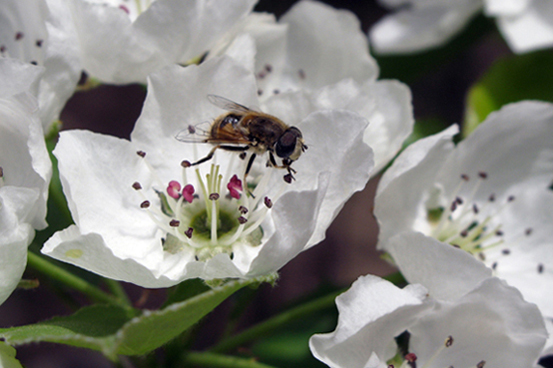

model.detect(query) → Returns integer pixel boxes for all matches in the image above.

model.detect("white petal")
[410,277,547,366]
[496,0,553,53]
[135,0,257,65]
[310,275,431,368]
[312,78,413,174]
[385,232,492,301]
[484,0,532,16]
[0,188,35,304]
[369,0,481,54]
[51,130,161,261]
[42,225,181,287]
[247,172,330,276]
[0,81,51,230]
[278,0,378,90]
[0,59,42,98]
[375,125,458,245]
[71,0,255,83]
[292,109,373,248]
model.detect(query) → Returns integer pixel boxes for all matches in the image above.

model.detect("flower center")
[132,151,277,262]
[387,333,485,368]
[424,172,532,261]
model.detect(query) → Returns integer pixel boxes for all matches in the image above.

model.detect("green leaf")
[0,341,24,368]
[0,275,276,360]
[464,50,553,136]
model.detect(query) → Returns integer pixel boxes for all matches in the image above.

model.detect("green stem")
[210,272,406,353]
[104,279,133,307]
[210,289,342,354]
[181,352,278,368]
[27,252,131,309]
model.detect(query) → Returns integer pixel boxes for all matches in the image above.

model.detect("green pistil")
[191,209,239,242]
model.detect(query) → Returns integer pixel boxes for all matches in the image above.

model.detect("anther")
[15,32,24,40]
[473,204,479,214]
[460,229,468,237]
[478,252,486,261]
[185,227,193,239]
[169,219,180,227]
[478,172,488,179]
[476,361,486,368]
[283,173,293,183]
[187,125,196,134]
[182,184,195,203]
[30,61,38,65]
[119,4,130,13]
[495,230,504,236]
[140,200,150,208]
[239,205,248,214]
[181,160,191,168]
[298,69,306,79]
[273,89,280,95]
[0,46,5,53]
[209,193,220,201]
[0,166,3,177]
[132,182,142,190]
[450,201,457,212]
[488,194,495,202]
[492,262,498,270]
[405,352,417,363]
[35,40,43,47]
[136,150,146,158]
[501,249,510,255]
[461,174,470,181]
[445,335,454,347]
[507,195,515,202]
[264,197,273,208]
[257,89,263,96]
[455,197,463,205]
[525,228,533,236]
[238,216,248,224]
[265,64,272,72]
[538,264,544,274]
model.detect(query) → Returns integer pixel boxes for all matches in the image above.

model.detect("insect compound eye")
[220,114,241,128]
[276,127,302,159]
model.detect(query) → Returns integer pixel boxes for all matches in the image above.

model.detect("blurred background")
[0,0,519,366]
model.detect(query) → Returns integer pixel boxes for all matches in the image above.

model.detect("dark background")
[0,0,519,367]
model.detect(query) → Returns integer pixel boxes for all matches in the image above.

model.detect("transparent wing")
[175,121,212,143]
[207,94,252,113]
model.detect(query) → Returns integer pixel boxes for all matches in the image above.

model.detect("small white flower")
[375,101,553,319]
[310,274,547,368]
[370,0,553,54]
[0,58,52,304]
[218,0,414,174]
[0,0,81,133]
[42,56,373,287]
[65,0,256,84]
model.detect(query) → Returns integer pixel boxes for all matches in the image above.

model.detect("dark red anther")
[136,150,146,158]
[140,200,150,208]
[238,216,248,224]
[169,219,180,227]
[264,197,273,208]
[132,182,142,190]
[185,227,193,238]
[181,160,191,168]
[209,193,220,201]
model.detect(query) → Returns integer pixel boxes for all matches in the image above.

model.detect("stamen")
[185,227,193,239]
[167,180,181,199]
[182,184,194,203]
[169,219,180,227]
[140,200,150,208]
[136,150,146,158]
[132,182,142,190]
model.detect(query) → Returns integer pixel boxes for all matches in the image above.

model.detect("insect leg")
[191,145,249,166]
[244,153,257,198]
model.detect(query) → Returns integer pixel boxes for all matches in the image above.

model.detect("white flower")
[0,0,81,133]
[0,58,52,304]
[41,56,374,287]
[375,101,553,319]
[64,0,256,84]
[310,274,547,368]
[370,0,553,54]
[218,0,414,174]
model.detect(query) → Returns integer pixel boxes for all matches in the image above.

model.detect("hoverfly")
[178,95,307,183]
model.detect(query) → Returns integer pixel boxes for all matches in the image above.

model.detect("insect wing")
[175,121,212,143]
[207,94,252,113]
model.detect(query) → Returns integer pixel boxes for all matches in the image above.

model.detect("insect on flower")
[177,95,307,184]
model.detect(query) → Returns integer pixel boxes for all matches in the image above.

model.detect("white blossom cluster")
[0,0,552,367]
